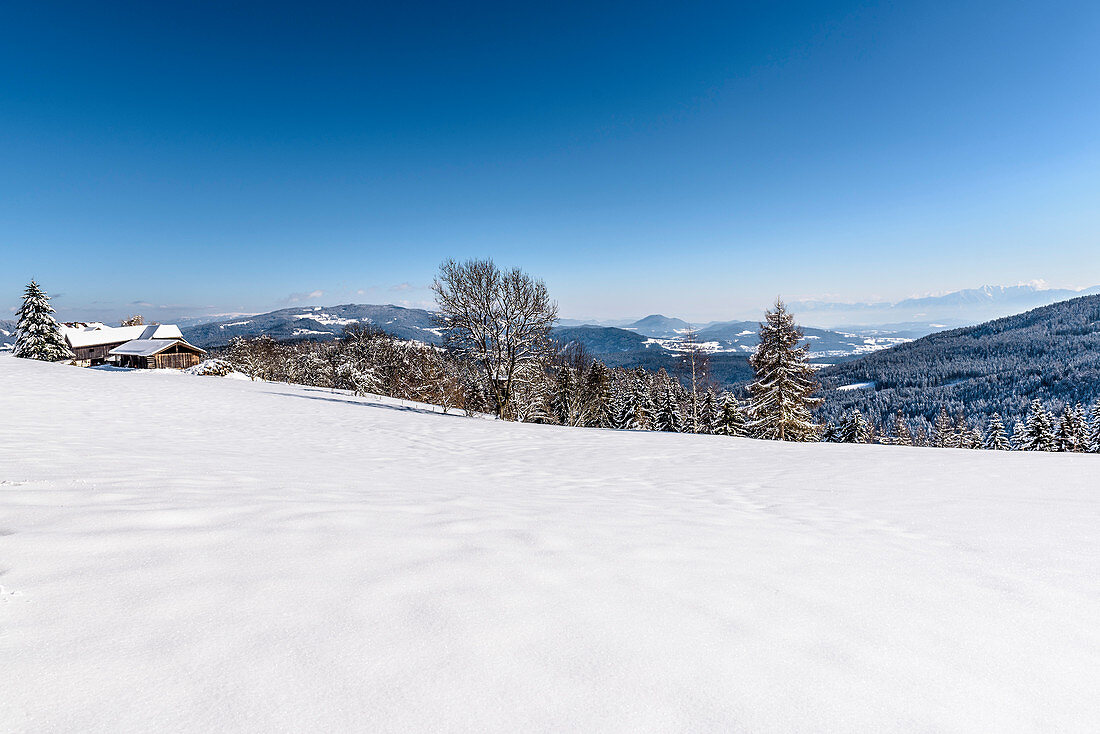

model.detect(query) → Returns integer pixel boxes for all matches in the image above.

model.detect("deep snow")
[1,354,1097,732]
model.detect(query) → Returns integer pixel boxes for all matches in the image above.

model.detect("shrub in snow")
[186,359,236,377]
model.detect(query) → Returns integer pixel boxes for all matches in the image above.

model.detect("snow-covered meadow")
[1,353,1097,732]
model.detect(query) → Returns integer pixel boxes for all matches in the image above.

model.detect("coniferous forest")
[817,294,1100,433]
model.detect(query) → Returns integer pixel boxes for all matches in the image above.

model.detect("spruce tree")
[1018,399,1056,451]
[954,416,980,449]
[1089,401,1100,453]
[747,299,821,441]
[1011,420,1027,450]
[698,390,718,434]
[983,413,1011,450]
[609,387,636,430]
[1055,404,1087,452]
[632,380,654,430]
[713,394,748,437]
[654,384,683,433]
[931,409,954,448]
[553,367,580,426]
[582,361,612,428]
[891,411,913,446]
[13,280,73,362]
[840,410,869,443]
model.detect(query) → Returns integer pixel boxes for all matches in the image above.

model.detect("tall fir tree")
[1018,399,1056,451]
[609,389,635,430]
[1089,401,1100,454]
[931,409,954,448]
[553,367,581,426]
[983,413,1011,450]
[747,299,821,441]
[582,361,612,428]
[839,410,870,443]
[697,390,718,434]
[1055,404,1087,452]
[955,416,980,449]
[653,384,683,433]
[14,280,73,362]
[1011,420,1028,450]
[713,394,748,437]
[891,411,913,446]
[633,380,655,430]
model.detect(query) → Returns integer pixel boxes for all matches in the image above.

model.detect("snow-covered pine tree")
[967,426,983,449]
[821,422,841,442]
[633,380,655,430]
[653,384,683,433]
[1011,420,1027,450]
[1018,399,1056,451]
[582,361,612,428]
[954,416,980,449]
[891,411,913,446]
[608,389,633,430]
[1089,401,1100,453]
[931,409,954,448]
[983,413,1011,450]
[13,280,73,362]
[1055,404,1087,452]
[553,367,581,426]
[747,299,821,441]
[839,410,869,443]
[713,393,748,437]
[697,390,718,434]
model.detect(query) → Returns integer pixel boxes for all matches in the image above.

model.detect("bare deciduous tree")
[432,258,557,419]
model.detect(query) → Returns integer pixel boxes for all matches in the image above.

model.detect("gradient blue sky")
[3,0,1099,323]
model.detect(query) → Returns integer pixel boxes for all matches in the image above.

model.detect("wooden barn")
[62,323,187,366]
[110,339,206,369]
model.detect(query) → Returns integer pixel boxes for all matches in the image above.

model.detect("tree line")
[823,400,1100,452]
[10,269,1100,453]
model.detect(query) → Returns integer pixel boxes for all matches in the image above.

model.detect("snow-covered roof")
[109,338,205,357]
[62,324,184,348]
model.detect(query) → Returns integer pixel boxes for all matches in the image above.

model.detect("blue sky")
[3,0,1099,323]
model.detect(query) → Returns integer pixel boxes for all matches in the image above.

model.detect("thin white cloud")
[279,290,325,305]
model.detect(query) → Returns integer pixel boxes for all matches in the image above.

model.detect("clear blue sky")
[3,0,1099,323]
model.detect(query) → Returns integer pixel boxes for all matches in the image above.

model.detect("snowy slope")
[1,354,1098,733]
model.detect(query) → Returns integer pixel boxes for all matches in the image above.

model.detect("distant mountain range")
[181,305,445,348]
[792,284,1100,331]
[180,304,908,387]
[0,319,15,349]
[816,294,1100,427]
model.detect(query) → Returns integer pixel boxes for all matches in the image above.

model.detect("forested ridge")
[817,294,1100,427]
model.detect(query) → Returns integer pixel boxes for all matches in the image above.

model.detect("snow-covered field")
[1,353,1098,732]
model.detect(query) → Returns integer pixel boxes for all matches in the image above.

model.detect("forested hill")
[817,294,1100,427]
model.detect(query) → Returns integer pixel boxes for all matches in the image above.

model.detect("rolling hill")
[181,304,445,348]
[817,294,1100,427]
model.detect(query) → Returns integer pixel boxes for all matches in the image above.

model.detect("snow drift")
[0,354,1097,732]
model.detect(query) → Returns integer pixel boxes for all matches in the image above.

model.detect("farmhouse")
[61,323,205,369]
